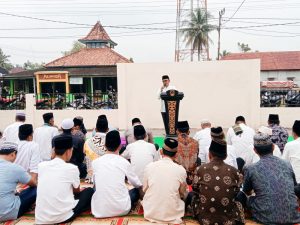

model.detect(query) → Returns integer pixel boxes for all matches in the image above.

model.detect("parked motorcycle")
[285,90,300,107]
[260,91,282,107]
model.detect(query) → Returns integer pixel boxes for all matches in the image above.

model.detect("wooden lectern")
[160,90,184,137]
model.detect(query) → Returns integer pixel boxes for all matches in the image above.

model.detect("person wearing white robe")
[2,112,26,144]
[157,75,176,133]
[193,119,212,164]
[14,124,41,180]
[33,113,59,161]
[226,116,255,167]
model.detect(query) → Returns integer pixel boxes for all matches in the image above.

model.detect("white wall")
[261,71,300,86]
[117,60,261,130]
[260,107,300,128]
[2,60,299,132]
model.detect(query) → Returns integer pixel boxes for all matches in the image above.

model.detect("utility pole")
[217,8,225,60]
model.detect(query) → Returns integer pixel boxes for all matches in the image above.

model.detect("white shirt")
[226,123,255,167]
[252,144,282,164]
[33,125,59,161]
[35,158,80,224]
[91,154,142,218]
[283,138,300,182]
[193,127,212,163]
[142,157,186,224]
[3,122,24,143]
[14,140,41,173]
[157,85,176,112]
[205,145,238,169]
[122,140,159,182]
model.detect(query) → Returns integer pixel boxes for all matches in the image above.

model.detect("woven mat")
[0,182,262,225]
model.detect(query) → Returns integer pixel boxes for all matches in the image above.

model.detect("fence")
[35,92,118,110]
[0,93,26,110]
[261,89,300,107]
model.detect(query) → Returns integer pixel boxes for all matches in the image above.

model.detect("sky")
[0,0,300,65]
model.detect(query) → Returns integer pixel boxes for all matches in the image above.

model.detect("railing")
[261,89,300,107]
[35,92,118,110]
[0,93,26,110]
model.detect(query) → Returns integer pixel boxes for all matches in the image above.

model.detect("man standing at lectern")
[157,75,176,134]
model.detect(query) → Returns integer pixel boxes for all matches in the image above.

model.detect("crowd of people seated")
[0,112,300,225]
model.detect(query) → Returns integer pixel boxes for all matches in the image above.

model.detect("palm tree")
[181,8,216,61]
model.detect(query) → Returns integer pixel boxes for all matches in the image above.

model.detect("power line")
[228,29,300,37]
[223,21,300,29]
[223,0,247,25]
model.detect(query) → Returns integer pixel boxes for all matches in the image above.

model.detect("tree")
[0,48,13,71]
[62,41,85,56]
[181,8,216,61]
[238,42,251,53]
[219,50,231,58]
[23,60,45,70]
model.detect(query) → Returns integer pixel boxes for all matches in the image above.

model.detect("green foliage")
[238,42,251,52]
[181,8,216,61]
[23,60,45,70]
[62,41,85,56]
[0,48,13,70]
[220,50,231,58]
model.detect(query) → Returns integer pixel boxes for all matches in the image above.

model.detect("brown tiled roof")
[80,21,111,42]
[222,51,300,71]
[9,67,25,74]
[46,48,131,67]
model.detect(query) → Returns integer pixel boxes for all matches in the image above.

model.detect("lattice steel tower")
[175,0,208,62]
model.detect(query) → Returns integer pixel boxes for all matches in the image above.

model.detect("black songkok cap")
[177,121,189,129]
[235,116,245,123]
[54,135,73,150]
[105,130,121,150]
[209,139,227,158]
[163,138,178,153]
[211,127,224,139]
[293,120,300,134]
[134,125,146,137]
[162,75,169,80]
[19,124,33,137]
[96,118,108,132]
[98,115,107,121]
[132,118,141,125]
[268,114,279,121]
[43,113,54,122]
[73,117,83,127]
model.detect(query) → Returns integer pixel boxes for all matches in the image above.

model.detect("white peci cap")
[258,126,273,136]
[61,118,74,130]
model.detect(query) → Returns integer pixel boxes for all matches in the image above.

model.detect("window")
[268,77,275,81]
[287,77,295,81]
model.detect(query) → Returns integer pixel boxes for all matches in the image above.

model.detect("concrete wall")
[261,71,300,86]
[2,60,299,132]
[0,94,119,130]
[117,60,261,130]
[260,107,300,128]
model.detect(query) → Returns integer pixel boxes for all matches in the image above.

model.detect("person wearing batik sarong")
[240,133,300,224]
[175,120,199,184]
[84,117,108,180]
[190,138,245,225]
[268,114,288,153]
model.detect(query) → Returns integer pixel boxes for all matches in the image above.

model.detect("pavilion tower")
[79,21,117,49]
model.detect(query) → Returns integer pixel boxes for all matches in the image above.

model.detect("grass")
[154,136,295,148]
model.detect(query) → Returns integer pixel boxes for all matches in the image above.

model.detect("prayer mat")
[2,183,265,225]
[0,215,263,225]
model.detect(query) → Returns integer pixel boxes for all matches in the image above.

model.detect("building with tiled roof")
[7,21,131,95]
[222,51,300,87]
